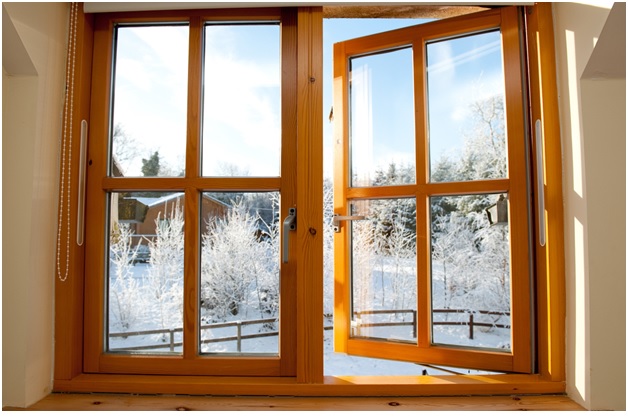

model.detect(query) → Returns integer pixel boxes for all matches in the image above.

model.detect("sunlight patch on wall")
[565,30,584,199]
[573,216,588,402]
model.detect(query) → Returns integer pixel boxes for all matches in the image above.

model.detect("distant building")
[117,192,230,245]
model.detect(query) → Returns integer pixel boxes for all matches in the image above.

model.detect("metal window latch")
[282,208,296,263]
[332,214,366,233]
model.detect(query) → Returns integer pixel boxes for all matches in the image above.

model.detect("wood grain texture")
[5,393,584,411]
[525,3,566,382]
[54,3,93,381]
[52,372,566,397]
[295,6,325,383]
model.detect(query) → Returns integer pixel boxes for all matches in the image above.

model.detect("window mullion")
[182,16,203,359]
[295,6,324,383]
[413,37,430,350]
[186,16,203,180]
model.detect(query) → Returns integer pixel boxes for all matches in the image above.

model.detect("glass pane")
[427,31,508,182]
[350,198,417,343]
[107,191,185,353]
[202,24,281,177]
[200,192,280,355]
[111,25,189,177]
[430,194,511,351]
[350,48,416,187]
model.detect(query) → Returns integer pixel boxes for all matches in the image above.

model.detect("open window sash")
[332,7,533,373]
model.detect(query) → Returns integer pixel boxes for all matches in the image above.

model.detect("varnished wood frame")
[333,6,532,374]
[54,3,565,395]
[83,7,300,377]
[524,2,565,382]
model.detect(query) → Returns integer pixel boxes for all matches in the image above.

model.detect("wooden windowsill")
[51,373,565,397]
[4,393,584,411]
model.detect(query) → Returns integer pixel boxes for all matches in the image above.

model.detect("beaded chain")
[56,2,78,282]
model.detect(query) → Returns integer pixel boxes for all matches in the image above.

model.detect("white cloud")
[201,26,281,176]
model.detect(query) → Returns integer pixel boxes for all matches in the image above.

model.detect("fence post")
[236,321,242,352]
[469,313,474,340]
[413,310,417,338]
[169,329,175,351]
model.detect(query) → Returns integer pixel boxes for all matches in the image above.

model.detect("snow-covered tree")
[428,94,512,316]
[431,95,507,185]
[200,197,279,321]
[350,212,375,315]
[431,199,511,320]
[109,221,144,331]
[144,199,185,331]
[350,199,416,313]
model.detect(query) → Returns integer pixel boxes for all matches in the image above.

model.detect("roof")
[126,192,231,209]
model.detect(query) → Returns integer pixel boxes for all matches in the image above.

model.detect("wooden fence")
[109,309,510,352]
[109,318,279,352]
[353,309,510,340]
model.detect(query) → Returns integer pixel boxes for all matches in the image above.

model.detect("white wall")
[553,1,626,410]
[2,2,68,408]
[1,2,626,411]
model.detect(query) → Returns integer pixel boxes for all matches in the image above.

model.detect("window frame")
[54,4,565,395]
[332,6,533,374]
[83,7,302,377]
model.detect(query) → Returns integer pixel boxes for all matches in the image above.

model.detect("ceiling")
[83,2,495,18]
[323,5,489,18]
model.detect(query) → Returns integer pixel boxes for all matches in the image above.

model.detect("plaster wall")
[1,2,626,410]
[552,1,625,410]
[2,2,68,408]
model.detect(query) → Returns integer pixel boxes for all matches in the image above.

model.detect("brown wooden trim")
[332,38,350,355]
[185,17,202,180]
[83,11,115,373]
[346,339,515,373]
[525,2,566,381]
[295,6,324,383]
[97,354,282,376]
[82,7,300,377]
[499,5,533,374]
[183,16,202,360]
[183,186,200,360]
[54,3,93,381]
[53,373,565,397]
[339,8,502,57]
[332,6,533,374]
[101,177,283,191]
[279,7,299,377]
[345,179,512,200]
[8,393,584,411]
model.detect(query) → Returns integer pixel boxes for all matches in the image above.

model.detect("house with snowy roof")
[116,192,230,244]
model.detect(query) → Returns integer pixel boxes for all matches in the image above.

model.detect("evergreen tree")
[141,151,161,177]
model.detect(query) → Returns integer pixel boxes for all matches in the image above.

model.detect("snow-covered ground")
[109,261,504,376]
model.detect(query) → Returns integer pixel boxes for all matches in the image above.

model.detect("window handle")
[332,214,366,233]
[282,208,296,263]
[535,119,546,247]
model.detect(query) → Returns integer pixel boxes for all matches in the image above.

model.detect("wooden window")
[83,8,300,376]
[55,4,565,395]
[332,6,533,374]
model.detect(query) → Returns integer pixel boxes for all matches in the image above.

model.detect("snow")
[109,262,500,376]
[108,156,512,376]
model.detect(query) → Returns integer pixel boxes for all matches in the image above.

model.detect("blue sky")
[323,18,429,180]
[112,19,505,180]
